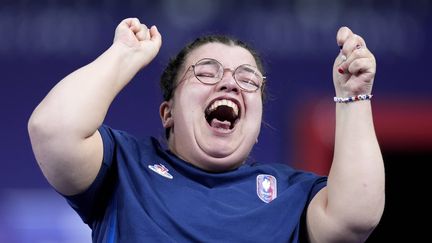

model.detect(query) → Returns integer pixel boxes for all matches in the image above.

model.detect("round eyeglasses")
[187,58,265,92]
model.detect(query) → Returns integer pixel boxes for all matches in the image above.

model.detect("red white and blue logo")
[256,174,277,203]
[148,163,173,179]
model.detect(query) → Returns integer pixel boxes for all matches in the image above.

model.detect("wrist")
[107,42,144,74]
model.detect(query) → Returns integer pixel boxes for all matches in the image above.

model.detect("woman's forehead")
[185,42,257,68]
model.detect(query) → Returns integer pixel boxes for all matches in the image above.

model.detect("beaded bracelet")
[333,94,373,103]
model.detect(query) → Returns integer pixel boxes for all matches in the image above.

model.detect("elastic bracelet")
[333,94,373,103]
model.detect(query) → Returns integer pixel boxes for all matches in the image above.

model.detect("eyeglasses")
[184,58,266,92]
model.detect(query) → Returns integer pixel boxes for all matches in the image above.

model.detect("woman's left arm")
[306,27,385,243]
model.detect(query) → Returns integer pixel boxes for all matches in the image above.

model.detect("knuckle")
[352,48,363,58]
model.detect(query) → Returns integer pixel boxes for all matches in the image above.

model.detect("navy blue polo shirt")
[65,125,327,242]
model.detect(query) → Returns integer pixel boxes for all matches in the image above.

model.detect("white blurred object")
[0,189,91,243]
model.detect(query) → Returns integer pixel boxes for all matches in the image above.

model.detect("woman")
[28,18,384,242]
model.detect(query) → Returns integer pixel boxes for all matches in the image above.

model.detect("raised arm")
[28,18,162,196]
[306,27,385,242]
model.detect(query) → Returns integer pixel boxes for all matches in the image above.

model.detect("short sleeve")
[300,174,327,242]
[308,176,327,204]
[64,124,117,225]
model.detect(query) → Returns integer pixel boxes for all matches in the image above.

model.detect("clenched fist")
[333,27,376,98]
[113,18,162,70]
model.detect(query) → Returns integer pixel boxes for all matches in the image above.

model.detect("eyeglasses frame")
[176,58,266,93]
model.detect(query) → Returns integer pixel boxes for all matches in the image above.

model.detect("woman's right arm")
[28,18,162,196]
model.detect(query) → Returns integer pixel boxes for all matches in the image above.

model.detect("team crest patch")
[256,174,277,203]
[148,163,173,179]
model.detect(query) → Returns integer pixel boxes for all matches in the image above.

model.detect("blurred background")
[1,0,431,242]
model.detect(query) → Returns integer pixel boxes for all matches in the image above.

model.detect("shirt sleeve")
[300,174,328,242]
[307,176,327,204]
[63,124,117,225]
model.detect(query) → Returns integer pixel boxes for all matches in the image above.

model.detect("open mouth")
[205,99,240,130]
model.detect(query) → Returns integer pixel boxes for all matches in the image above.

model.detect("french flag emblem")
[148,163,173,179]
[256,174,277,203]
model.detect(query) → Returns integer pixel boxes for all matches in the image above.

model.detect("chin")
[197,157,244,173]
[194,145,250,172]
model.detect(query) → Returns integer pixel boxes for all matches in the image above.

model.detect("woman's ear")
[159,101,174,128]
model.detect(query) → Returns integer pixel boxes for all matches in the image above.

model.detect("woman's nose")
[215,69,239,93]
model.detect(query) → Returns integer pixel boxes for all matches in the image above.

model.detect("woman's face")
[160,42,263,172]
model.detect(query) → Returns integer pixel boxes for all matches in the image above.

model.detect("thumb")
[149,25,162,49]
[336,26,353,48]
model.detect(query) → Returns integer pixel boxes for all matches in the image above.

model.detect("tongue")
[210,118,231,130]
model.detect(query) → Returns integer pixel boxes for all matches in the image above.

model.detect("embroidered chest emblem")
[256,174,277,203]
[148,163,173,179]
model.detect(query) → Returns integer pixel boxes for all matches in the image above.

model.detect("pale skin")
[160,42,263,172]
[28,18,384,243]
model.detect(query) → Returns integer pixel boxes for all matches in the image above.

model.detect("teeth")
[207,99,239,117]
